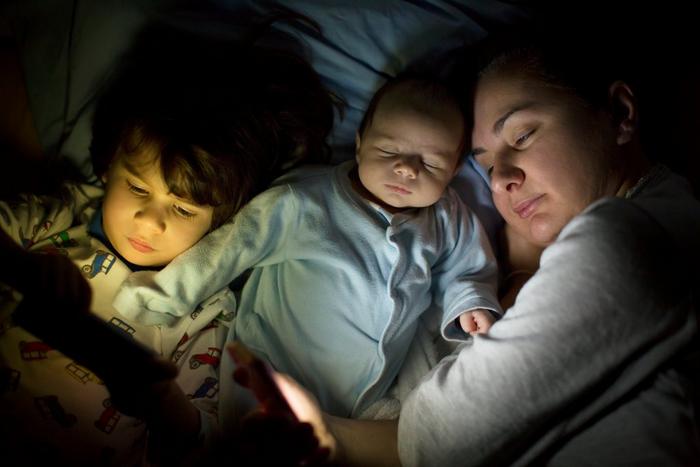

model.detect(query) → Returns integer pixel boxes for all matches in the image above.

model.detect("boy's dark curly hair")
[91,12,341,229]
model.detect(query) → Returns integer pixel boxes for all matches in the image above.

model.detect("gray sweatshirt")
[398,167,700,466]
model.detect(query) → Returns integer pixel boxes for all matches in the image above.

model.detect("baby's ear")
[355,131,362,163]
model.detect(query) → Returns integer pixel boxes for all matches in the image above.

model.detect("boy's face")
[101,146,214,267]
[355,89,464,212]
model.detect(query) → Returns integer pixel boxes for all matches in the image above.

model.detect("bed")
[1,0,698,430]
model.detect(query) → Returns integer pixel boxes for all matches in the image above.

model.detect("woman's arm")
[398,204,698,466]
[275,371,400,467]
[230,344,401,467]
[326,416,400,467]
[497,223,543,310]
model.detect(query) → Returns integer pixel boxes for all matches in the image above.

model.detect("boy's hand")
[1,235,92,314]
[458,308,496,336]
[102,356,179,418]
[21,251,92,314]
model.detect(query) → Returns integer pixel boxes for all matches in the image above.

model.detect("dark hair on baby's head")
[358,73,467,153]
[91,12,339,229]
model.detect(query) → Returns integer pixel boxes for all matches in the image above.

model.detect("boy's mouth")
[128,237,154,253]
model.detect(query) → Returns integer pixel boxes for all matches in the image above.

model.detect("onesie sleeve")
[112,185,300,326]
[431,190,501,341]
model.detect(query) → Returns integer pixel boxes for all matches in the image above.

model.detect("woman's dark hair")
[472,19,638,111]
[91,12,340,229]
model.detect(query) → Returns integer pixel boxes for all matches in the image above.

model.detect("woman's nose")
[135,203,167,234]
[490,159,525,194]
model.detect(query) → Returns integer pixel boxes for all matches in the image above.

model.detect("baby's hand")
[458,309,495,336]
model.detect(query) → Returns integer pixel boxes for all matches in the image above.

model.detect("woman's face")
[471,71,621,246]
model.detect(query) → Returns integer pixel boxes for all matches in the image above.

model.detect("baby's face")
[101,147,214,267]
[355,90,464,212]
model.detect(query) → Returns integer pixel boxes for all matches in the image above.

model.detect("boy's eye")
[378,149,397,157]
[423,161,440,170]
[127,181,149,196]
[174,205,196,219]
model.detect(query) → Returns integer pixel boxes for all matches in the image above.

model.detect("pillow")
[230,0,532,158]
[213,0,526,247]
[5,0,531,246]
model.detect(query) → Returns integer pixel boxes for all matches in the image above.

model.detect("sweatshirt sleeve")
[398,200,698,466]
[112,185,299,326]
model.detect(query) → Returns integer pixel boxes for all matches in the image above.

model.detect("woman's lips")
[513,194,544,219]
[385,184,412,195]
[128,237,154,253]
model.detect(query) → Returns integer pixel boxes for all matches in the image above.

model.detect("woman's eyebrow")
[493,103,535,136]
[471,102,538,155]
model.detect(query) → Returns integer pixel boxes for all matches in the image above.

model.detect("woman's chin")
[528,215,560,247]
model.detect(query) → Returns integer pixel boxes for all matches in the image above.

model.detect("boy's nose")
[135,204,167,234]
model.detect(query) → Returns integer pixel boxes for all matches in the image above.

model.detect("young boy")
[114,76,501,425]
[0,21,338,466]
[0,127,237,467]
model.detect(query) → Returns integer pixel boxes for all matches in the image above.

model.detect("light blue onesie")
[114,161,500,417]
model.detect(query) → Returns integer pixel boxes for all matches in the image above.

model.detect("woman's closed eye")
[514,129,535,147]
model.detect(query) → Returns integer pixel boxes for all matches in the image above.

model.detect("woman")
[237,23,700,467]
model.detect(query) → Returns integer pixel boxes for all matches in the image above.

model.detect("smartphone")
[227,341,298,421]
[13,300,171,385]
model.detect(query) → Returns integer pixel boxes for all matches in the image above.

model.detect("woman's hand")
[228,342,335,465]
[271,371,338,457]
[228,342,401,466]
